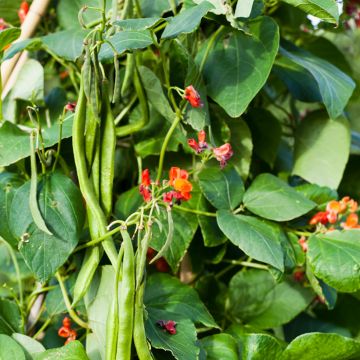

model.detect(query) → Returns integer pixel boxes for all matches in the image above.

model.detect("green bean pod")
[121,53,135,96]
[100,79,116,218]
[133,282,153,360]
[112,55,121,104]
[116,229,135,360]
[91,129,101,200]
[82,45,92,102]
[72,244,100,306]
[85,106,99,168]
[72,84,117,268]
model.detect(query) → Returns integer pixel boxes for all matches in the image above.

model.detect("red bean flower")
[139,169,152,202]
[0,18,7,30]
[188,130,208,153]
[157,320,177,335]
[18,1,29,23]
[65,102,76,112]
[213,143,233,168]
[58,317,77,344]
[184,85,203,108]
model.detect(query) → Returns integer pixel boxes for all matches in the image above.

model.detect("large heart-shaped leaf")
[145,273,218,360]
[0,334,25,360]
[280,46,355,119]
[243,173,316,221]
[292,111,350,189]
[203,16,279,117]
[198,165,244,210]
[0,299,23,335]
[246,280,314,329]
[139,0,181,17]
[9,173,85,282]
[282,333,360,360]
[307,230,360,292]
[280,0,339,24]
[11,334,45,358]
[162,1,214,39]
[217,211,284,271]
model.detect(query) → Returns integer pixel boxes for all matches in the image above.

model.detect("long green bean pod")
[116,229,135,360]
[72,84,117,267]
[100,80,116,218]
[133,282,153,360]
[85,106,99,168]
[121,53,135,96]
[105,243,124,360]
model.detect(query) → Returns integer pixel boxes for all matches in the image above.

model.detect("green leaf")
[247,280,314,328]
[245,108,282,167]
[33,341,89,360]
[11,59,44,102]
[228,269,276,321]
[0,116,73,167]
[282,333,360,360]
[84,266,112,359]
[12,333,45,358]
[139,0,181,17]
[57,0,112,29]
[280,46,355,119]
[292,111,350,189]
[145,273,218,360]
[198,165,244,210]
[113,17,163,30]
[307,230,360,292]
[241,333,284,359]
[139,66,175,122]
[151,205,198,271]
[145,273,218,328]
[306,264,337,310]
[273,58,322,103]
[0,28,21,52]
[197,195,226,247]
[146,309,199,360]
[217,211,284,271]
[162,1,214,39]
[295,183,337,206]
[0,173,24,246]
[0,298,23,335]
[243,174,316,221]
[42,29,88,61]
[99,30,153,61]
[203,16,279,117]
[280,0,339,24]
[3,39,42,61]
[9,173,85,282]
[200,333,239,360]
[0,334,26,360]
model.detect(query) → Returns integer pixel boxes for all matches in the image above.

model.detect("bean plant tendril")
[0,0,359,359]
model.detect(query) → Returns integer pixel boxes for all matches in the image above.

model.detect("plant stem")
[0,66,3,122]
[55,272,89,329]
[169,0,177,14]
[198,26,224,74]
[33,318,51,339]
[156,113,182,182]
[0,237,23,308]
[173,205,216,217]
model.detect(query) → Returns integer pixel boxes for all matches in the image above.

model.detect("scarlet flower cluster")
[58,317,77,344]
[184,85,203,108]
[309,196,359,230]
[65,102,76,112]
[188,130,233,168]
[139,167,193,204]
[157,320,177,335]
[18,1,29,24]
